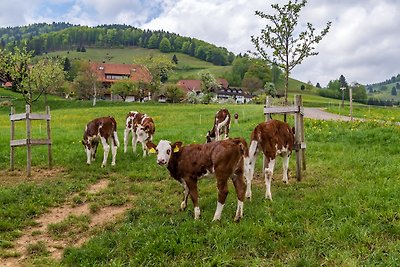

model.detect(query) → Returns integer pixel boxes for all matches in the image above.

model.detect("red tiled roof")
[217,78,229,89]
[177,80,202,93]
[90,63,152,84]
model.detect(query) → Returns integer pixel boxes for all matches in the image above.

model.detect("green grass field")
[0,89,400,266]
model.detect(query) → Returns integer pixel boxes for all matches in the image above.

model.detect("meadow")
[0,89,400,266]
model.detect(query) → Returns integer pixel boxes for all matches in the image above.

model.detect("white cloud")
[0,0,399,86]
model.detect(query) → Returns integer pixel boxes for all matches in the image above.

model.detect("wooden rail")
[10,105,52,176]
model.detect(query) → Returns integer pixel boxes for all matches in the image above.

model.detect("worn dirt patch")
[0,179,131,267]
[0,167,68,186]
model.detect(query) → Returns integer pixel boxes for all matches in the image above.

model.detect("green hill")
[44,47,231,83]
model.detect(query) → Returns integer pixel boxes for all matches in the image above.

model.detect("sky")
[0,0,399,87]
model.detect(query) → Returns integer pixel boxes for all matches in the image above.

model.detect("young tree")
[251,0,331,109]
[27,57,65,106]
[199,71,218,104]
[1,47,65,107]
[73,61,101,105]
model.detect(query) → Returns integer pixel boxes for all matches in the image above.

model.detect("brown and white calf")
[123,111,155,157]
[246,119,295,200]
[147,138,249,222]
[82,116,120,167]
[206,108,231,143]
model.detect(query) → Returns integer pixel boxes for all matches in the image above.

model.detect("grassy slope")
[1,89,400,265]
[45,47,232,83]
[369,82,400,101]
[44,47,311,90]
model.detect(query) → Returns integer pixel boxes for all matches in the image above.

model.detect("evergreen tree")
[391,86,397,96]
[172,54,178,64]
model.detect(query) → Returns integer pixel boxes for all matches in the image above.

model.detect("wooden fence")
[10,105,52,176]
[264,95,306,181]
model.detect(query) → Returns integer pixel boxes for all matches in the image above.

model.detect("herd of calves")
[82,108,295,222]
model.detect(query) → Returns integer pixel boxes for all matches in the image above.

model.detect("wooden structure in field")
[10,105,52,176]
[264,95,306,181]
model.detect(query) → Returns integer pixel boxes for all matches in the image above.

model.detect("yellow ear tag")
[149,147,156,154]
[173,146,180,153]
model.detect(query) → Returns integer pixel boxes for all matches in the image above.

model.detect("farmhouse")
[90,62,152,101]
[177,78,253,103]
[216,88,253,104]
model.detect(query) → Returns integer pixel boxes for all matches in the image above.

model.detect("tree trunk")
[92,84,97,106]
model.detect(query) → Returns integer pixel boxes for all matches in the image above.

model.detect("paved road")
[303,108,354,121]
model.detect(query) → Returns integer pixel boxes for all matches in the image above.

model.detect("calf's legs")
[264,158,276,200]
[231,172,246,222]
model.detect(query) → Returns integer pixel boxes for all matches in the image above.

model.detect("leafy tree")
[300,84,305,91]
[147,34,159,49]
[161,84,185,103]
[133,55,174,96]
[242,75,263,95]
[199,71,218,104]
[27,57,65,106]
[73,61,102,105]
[315,82,321,88]
[271,64,282,85]
[0,47,64,107]
[110,78,138,101]
[199,71,218,93]
[159,37,172,53]
[352,83,367,101]
[0,47,32,94]
[264,82,276,97]
[251,0,331,108]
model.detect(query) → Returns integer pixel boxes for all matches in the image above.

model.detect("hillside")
[1,23,314,95]
[0,23,234,66]
[366,74,400,101]
[44,47,231,83]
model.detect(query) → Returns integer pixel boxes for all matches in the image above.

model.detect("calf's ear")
[146,142,157,153]
[172,141,183,153]
[81,140,85,146]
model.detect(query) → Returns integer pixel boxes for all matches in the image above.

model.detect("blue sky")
[1,0,399,87]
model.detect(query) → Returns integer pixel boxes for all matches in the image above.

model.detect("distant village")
[89,62,254,104]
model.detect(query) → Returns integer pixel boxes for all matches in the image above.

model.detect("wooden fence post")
[26,105,32,177]
[46,106,52,169]
[263,94,307,181]
[294,95,303,181]
[10,105,52,176]
[10,107,15,171]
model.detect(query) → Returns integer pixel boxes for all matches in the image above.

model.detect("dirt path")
[303,107,355,121]
[0,179,131,267]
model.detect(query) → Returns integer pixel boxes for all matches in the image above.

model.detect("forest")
[0,22,235,66]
